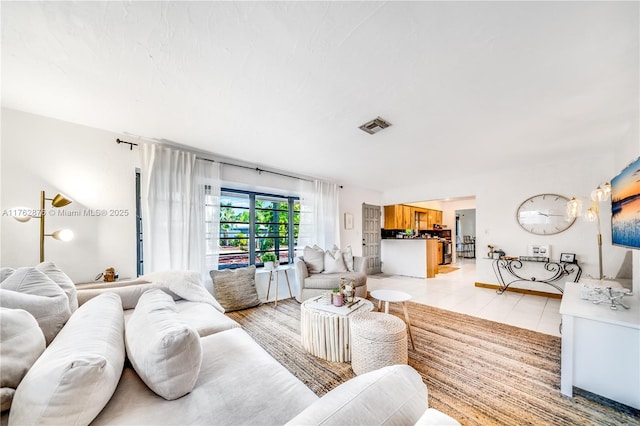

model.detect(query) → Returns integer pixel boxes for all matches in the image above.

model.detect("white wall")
[1,109,384,292]
[338,185,383,256]
[383,152,632,292]
[1,108,139,282]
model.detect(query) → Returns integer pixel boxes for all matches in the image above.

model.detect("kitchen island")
[381,238,439,278]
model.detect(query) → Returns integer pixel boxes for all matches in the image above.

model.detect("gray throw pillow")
[0,267,71,345]
[303,245,325,274]
[0,308,46,411]
[210,266,260,312]
[36,261,78,312]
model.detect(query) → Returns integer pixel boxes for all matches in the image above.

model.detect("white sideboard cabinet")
[559,282,639,409]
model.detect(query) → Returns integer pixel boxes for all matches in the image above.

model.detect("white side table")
[256,265,293,308]
[300,297,374,362]
[370,289,415,350]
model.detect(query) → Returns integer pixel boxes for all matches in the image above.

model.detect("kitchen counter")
[381,239,439,278]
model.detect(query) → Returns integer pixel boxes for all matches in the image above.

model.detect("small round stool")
[349,312,408,375]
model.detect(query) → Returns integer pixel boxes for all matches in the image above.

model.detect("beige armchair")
[294,256,368,303]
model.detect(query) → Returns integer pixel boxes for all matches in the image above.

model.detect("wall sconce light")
[566,182,611,280]
[40,191,73,262]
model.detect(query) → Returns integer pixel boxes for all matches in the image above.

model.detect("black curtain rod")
[115,138,331,185]
[197,156,314,183]
[116,138,138,150]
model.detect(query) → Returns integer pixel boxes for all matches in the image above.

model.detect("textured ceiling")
[2,1,638,192]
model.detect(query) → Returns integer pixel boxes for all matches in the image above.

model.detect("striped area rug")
[227,299,639,425]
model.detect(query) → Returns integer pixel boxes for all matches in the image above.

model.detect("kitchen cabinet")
[384,204,443,231]
[384,205,413,230]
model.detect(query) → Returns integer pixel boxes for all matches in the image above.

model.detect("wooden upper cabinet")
[384,205,443,230]
[384,204,414,229]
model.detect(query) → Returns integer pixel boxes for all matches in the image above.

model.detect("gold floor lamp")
[39,190,73,262]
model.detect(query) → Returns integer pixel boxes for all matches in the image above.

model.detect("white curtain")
[191,160,221,290]
[298,179,340,251]
[140,143,221,288]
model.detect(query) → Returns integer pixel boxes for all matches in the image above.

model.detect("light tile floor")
[367,259,563,337]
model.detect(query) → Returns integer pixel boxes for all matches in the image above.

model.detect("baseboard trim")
[474,282,562,299]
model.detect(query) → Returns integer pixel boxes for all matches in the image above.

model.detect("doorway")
[455,208,476,259]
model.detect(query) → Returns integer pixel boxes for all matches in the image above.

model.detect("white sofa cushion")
[285,364,428,425]
[0,308,46,411]
[8,292,125,426]
[91,328,318,426]
[36,261,78,312]
[303,245,325,273]
[0,267,71,345]
[0,268,14,283]
[125,289,202,400]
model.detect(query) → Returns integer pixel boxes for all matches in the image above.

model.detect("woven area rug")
[227,299,640,425]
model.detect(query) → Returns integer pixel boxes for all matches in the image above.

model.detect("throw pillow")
[125,289,203,401]
[333,245,355,272]
[36,261,79,312]
[210,266,260,312]
[324,249,348,273]
[8,292,125,426]
[0,267,71,345]
[141,270,225,313]
[303,245,325,273]
[0,308,46,411]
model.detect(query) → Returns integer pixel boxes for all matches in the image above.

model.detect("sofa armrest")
[284,365,428,426]
[294,258,309,289]
[353,256,368,273]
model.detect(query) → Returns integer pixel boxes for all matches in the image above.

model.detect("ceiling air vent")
[358,117,392,135]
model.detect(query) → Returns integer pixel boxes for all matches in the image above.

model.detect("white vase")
[264,261,274,270]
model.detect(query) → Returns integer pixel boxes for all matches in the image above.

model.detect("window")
[217,188,299,269]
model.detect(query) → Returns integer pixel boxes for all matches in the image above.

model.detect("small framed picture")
[527,244,550,257]
[560,253,576,263]
[344,212,354,230]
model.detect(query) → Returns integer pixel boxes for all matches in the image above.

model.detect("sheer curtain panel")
[140,143,221,287]
[298,179,340,251]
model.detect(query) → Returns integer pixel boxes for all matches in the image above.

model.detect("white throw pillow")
[0,308,46,411]
[125,289,203,400]
[9,292,125,426]
[324,249,348,273]
[0,267,71,345]
[303,245,325,274]
[36,261,78,312]
[142,270,225,313]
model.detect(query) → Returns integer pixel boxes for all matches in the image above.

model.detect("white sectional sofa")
[0,265,459,426]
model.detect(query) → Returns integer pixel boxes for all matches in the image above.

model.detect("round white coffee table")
[370,289,415,350]
[300,297,374,362]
